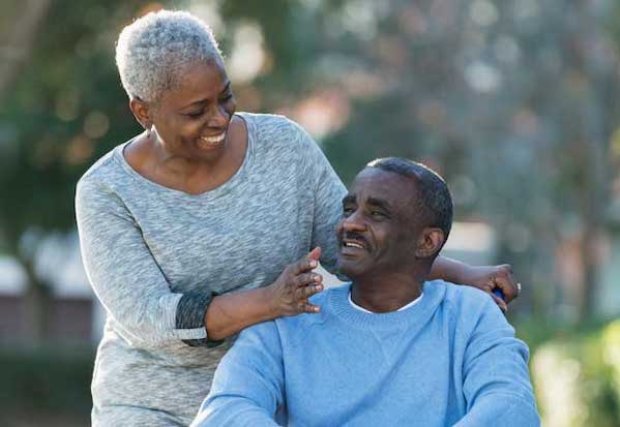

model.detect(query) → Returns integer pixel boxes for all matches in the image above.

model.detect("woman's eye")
[185,110,204,118]
[220,93,234,102]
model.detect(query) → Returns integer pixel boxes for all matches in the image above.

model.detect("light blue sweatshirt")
[193,281,540,426]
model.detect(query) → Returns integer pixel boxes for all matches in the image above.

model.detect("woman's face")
[149,60,237,161]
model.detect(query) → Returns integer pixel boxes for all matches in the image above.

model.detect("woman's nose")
[207,104,231,127]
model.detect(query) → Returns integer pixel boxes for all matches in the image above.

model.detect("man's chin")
[336,258,366,279]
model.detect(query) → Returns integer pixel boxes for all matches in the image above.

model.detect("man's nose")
[341,210,366,232]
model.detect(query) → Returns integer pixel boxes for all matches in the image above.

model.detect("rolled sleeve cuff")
[175,290,224,347]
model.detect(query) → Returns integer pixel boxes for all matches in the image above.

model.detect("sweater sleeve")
[455,299,540,426]
[191,321,284,426]
[293,122,347,275]
[75,177,218,347]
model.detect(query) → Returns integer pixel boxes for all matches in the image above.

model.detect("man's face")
[336,168,424,279]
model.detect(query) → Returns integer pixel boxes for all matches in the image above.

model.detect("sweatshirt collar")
[327,280,447,332]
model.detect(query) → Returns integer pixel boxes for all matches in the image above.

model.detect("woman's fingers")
[492,264,519,303]
[272,248,325,316]
[301,302,321,313]
[308,246,321,261]
[291,247,322,275]
[295,281,323,300]
[491,293,508,313]
[293,272,322,287]
[291,256,318,275]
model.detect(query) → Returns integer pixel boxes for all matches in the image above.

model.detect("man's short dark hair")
[366,157,453,241]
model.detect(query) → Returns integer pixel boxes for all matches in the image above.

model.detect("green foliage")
[221,0,300,77]
[0,0,149,249]
[0,347,94,424]
[0,0,619,335]
[530,319,620,426]
[0,0,617,422]
[516,315,616,353]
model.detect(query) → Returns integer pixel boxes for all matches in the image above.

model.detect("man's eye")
[371,211,386,218]
[342,207,354,217]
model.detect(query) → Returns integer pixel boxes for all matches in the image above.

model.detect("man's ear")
[415,227,445,258]
[129,98,152,130]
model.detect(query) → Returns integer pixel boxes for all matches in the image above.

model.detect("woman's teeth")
[201,133,226,145]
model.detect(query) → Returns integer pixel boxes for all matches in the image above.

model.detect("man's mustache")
[341,232,370,249]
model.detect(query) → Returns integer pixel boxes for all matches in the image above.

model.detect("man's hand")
[459,264,520,312]
[265,247,324,317]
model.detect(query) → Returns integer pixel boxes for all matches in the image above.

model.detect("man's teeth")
[201,133,226,144]
[344,242,364,249]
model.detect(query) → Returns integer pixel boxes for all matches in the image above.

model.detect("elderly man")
[192,158,540,426]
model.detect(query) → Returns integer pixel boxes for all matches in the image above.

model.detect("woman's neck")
[125,116,247,194]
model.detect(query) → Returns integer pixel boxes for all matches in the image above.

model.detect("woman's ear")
[129,98,151,130]
[415,227,446,259]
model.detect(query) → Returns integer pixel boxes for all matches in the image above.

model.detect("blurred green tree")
[237,0,620,322]
[0,0,150,342]
[1,0,619,347]
[0,0,325,344]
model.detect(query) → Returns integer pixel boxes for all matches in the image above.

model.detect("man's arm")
[455,298,540,426]
[191,322,284,427]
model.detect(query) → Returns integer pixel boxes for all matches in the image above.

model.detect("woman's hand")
[204,247,324,341]
[265,247,324,317]
[431,257,521,311]
[459,264,520,311]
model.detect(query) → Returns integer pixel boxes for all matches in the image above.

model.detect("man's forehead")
[349,168,418,203]
[353,168,414,189]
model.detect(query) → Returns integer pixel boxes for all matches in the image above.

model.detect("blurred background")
[1,0,619,425]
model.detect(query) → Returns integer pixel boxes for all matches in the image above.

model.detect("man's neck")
[350,272,425,313]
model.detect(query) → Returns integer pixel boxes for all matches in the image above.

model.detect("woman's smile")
[197,131,227,150]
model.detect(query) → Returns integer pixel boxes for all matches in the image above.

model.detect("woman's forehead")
[161,60,229,106]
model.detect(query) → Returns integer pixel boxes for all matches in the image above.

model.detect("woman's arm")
[76,177,323,347]
[429,256,518,310]
[76,178,199,346]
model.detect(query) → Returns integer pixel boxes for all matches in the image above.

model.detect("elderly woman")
[75,10,519,426]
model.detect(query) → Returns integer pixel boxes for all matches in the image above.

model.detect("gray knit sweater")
[75,113,346,426]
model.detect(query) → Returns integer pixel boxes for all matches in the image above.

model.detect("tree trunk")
[567,0,614,321]
[0,0,52,102]
[20,257,52,346]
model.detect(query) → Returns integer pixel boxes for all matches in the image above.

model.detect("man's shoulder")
[442,280,494,307]
[272,285,348,329]
[312,284,348,304]
[433,280,504,323]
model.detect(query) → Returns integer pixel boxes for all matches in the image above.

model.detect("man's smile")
[339,233,370,257]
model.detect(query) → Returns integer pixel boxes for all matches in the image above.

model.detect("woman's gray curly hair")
[115,10,224,102]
